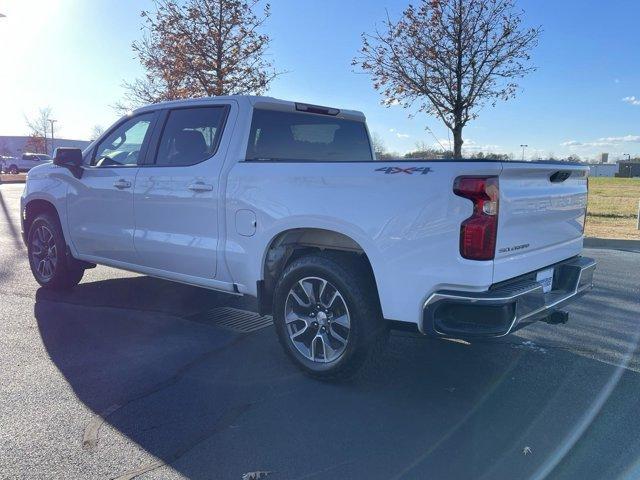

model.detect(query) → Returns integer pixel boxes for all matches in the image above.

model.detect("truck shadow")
[34,276,640,480]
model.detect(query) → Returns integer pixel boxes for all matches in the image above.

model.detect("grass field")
[586,177,640,240]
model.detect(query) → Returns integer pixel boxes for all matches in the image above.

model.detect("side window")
[92,113,154,167]
[155,107,227,167]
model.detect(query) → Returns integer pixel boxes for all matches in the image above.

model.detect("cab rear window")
[246,109,372,162]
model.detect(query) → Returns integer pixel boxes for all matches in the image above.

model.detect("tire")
[273,252,388,380]
[27,213,84,290]
[8,165,18,174]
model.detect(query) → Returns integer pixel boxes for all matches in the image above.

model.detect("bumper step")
[421,256,596,338]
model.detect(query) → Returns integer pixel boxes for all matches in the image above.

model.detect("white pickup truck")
[5,153,52,174]
[21,95,596,378]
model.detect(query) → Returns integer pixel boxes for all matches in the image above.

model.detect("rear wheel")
[8,165,18,174]
[27,213,84,289]
[273,253,387,380]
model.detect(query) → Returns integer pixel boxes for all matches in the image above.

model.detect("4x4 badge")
[375,166,433,175]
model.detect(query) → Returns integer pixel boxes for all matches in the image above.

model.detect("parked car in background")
[5,153,52,174]
[20,95,596,379]
[0,156,15,173]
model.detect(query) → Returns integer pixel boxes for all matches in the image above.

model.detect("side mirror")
[53,147,83,178]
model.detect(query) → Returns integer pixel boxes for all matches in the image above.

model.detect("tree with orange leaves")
[121,0,281,110]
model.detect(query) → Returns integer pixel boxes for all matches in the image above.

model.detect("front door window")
[92,114,154,167]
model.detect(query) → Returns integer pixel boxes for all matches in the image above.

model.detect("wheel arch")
[23,196,94,270]
[23,198,61,238]
[257,227,381,316]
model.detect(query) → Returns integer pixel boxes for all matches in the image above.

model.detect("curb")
[584,237,640,253]
[0,174,27,184]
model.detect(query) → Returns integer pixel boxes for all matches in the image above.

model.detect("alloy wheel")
[31,225,57,281]
[285,276,351,363]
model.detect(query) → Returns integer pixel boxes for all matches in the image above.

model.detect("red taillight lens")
[453,176,499,260]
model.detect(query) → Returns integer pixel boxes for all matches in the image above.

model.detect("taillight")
[453,176,499,260]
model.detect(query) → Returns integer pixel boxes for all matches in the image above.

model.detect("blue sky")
[1,0,638,160]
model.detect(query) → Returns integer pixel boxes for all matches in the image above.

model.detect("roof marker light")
[295,102,340,116]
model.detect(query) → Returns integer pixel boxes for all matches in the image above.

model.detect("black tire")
[8,165,18,174]
[27,213,84,290]
[273,252,388,380]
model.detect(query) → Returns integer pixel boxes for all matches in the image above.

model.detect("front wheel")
[27,213,84,289]
[8,165,19,174]
[273,253,388,380]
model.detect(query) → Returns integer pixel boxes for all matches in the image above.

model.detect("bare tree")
[371,132,387,159]
[25,107,54,154]
[90,125,105,141]
[121,0,281,110]
[354,0,540,159]
[480,151,510,160]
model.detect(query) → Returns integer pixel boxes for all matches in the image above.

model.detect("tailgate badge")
[498,243,530,254]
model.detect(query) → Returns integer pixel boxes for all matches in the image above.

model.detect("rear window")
[246,109,372,162]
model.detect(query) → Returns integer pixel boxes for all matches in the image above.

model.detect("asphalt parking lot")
[1,183,640,480]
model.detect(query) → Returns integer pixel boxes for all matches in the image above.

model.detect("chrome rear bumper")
[421,256,596,337]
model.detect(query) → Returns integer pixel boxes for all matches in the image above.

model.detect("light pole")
[48,119,57,157]
[520,144,528,161]
[623,153,631,161]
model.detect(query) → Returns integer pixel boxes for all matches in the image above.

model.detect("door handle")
[113,179,132,189]
[188,182,214,192]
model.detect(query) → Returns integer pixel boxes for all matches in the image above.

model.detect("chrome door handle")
[113,179,132,189]
[188,182,213,192]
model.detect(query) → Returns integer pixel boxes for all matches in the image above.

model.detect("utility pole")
[520,144,528,161]
[48,119,57,157]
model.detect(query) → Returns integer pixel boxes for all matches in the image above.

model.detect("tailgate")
[494,162,589,282]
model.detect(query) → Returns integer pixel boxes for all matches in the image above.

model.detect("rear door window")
[246,109,373,162]
[154,106,227,167]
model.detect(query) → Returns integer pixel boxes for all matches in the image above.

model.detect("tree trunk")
[453,126,463,159]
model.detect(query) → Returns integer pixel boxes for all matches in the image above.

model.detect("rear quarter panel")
[225,161,502,325]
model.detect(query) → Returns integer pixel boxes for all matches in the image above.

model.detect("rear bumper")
[421,256,596,337]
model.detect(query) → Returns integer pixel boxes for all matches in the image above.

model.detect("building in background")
[618,160,640,178]
[588,163,618,177]
[600,153,610,163]
[0,136,90,158]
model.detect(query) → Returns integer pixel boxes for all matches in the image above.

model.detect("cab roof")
[133,95,367,122]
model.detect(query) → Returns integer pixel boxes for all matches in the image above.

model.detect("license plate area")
[536,268,554,293]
